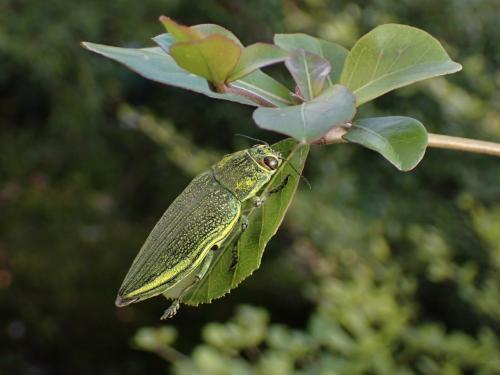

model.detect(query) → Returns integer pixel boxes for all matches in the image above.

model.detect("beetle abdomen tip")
[115,295,138,307]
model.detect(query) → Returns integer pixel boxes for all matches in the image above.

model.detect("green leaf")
[158,16,243,45]
[230,70,293,107]
[170,34,242,85]
[152,33,174,53]
[343,116,428,171]
[285,49,331,101]
[274,33,348,84]
[339,24,462,106]
[182,139,310,305]
[81,42,292,107]
[192,24,243,46]
[227,43,288,82]
[159,16,204,42]
[253,85,356,143]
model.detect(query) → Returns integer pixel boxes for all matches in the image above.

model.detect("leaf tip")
[452,61,463,73]
[158,15,171,24]
[80,41,99,53]
[158,15,177,33]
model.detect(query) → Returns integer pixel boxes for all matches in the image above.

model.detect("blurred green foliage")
[1,0,499,374]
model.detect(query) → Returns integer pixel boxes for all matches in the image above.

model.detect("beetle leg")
[194,250,215,281]
[253,174,291,207]
[161,299,180,320]
[230,217,249,270]
[160,251,215,320]
[230,244,239,270]
[269,174,291,195]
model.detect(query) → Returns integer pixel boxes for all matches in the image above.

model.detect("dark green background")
[1,0,499,373]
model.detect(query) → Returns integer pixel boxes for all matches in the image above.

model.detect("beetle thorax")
[212,149,275,201]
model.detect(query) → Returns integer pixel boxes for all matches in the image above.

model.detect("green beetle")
[115,144,287,319]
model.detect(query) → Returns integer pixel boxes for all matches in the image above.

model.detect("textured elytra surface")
[118,171,240,300]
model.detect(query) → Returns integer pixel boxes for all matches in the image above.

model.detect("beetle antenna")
[278,156,311,190]
[235,134,269,146]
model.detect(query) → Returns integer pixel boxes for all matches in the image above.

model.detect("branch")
[425,134,500,157]
[316,127,500,157]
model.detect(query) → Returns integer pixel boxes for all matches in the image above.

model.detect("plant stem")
[425,134,500,157]
[315,128,500,157]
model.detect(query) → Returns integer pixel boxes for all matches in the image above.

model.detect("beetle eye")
[263,156,278,170]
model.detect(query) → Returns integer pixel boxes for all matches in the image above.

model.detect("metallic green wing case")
[117,171,241,303]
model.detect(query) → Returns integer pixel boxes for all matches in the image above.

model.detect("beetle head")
[248,144,283,171]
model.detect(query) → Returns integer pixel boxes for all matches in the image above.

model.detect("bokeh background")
[1,0,500,373]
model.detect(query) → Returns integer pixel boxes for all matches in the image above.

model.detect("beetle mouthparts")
[115,295,139,307]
